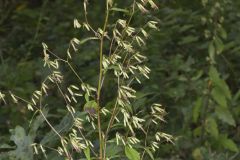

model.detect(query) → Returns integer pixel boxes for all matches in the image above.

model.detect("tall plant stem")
[97,1,109,159]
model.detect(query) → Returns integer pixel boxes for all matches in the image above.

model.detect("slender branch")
[83,1,98,36]
[66,62,84,83]
[39,81,71,159]
[103,76,120,159]
[39,110,62,139]
[46,48,84,84]
[141,124,150,160]
[97,1,109,159]
[77,128,98,157]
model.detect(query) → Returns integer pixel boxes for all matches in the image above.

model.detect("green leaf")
[191,70,203,81]
[208,42,215,63]
[216,107,236,126]
[193,126,202,137]
[211,87,227,108]
[192,148,203,160]
[29,108,48,139]
[219,27,227,39]
[144,147,154,160]
[209,66,220,84]
[179,24,194,33]
[233,89,240,102]
[125,104,133,114]
[83,147,91,160]
[220,136,238,152]
[179,36,198,45]
[209,66,231,100]
[84,100,98,115]
[84,93,89,102]
[10,126,33,160]
[205,117,219,139]
[41,113,74,145]
[214,36,224,54]
[192,98,202,123]
[106,143,122,158]
[0,144,15,149]
[125,146,140,160]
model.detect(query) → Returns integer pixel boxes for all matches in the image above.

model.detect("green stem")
[103,76,120,159]
[97,1,109,159]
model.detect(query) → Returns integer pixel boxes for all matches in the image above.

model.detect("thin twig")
[97,1,109,159]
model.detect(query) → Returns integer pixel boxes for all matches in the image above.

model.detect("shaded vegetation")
[0,0,239,159]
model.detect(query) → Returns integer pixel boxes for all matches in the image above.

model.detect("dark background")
[0,0,239,159]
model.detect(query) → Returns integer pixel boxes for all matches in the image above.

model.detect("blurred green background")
[0,0,239,159]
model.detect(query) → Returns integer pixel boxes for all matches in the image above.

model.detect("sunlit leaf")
[215,107,235,126]
[125,146,140,160]
[84,147,91,160]
[211,87,227,108]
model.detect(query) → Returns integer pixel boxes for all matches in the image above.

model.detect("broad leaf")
[214,36,224,54]
[125,146,140,160]
[220,136,238,152]
[209,66,231,100]
[216,107,235,126]
[205,117,219,139]
[211,88,227,108]
[106,143,122,158]
[29,108,48,139]
[10,126,33,160]
[208,42,215,63]
[192,148,203,160]
[41,113,74,145]
[84,100,98,115]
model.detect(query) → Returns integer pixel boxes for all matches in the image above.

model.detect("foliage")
[0,0,240,159]
[1,0,172,159]
[143,0,240,159]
